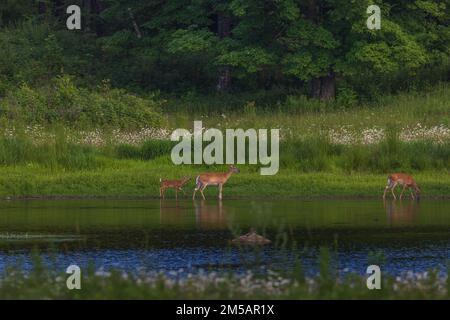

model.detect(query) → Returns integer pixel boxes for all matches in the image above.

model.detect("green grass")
[0,131,450,198]
[0,83,449,198]
[167,83,450,136]
[0,160,449,198]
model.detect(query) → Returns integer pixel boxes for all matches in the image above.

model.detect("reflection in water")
[159,199,186,226]
[0,199,449,277]
[193,200,227,229]
[158,199,230,230]
[384,200,419,225]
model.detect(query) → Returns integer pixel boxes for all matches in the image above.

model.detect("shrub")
[1,76,165,129]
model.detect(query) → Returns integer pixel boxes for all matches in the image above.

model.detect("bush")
[1,76,165,129]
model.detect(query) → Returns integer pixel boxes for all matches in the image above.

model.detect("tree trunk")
[307,0,317,22]
[310,73,336,101]
[128,7,142,38]
[306,0,335,101]
[216,11,231,92]
[311,78,322,98]
[38,1,47,15]
[319,73,336,101]
[91,0,105,35]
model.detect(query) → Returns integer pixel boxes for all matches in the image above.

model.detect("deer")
[383,173,421,200]
[193,165,240,200]
[159,176,190,200]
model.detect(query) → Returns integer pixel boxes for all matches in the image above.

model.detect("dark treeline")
[0,0,449,103]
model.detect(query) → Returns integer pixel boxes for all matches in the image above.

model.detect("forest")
[0,0,449,115]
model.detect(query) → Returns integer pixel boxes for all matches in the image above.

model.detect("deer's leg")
[179,187,186,195]
[383,186,389,199]
[383,177,391,199]
[200,184,208,200]
[193,185,200,200]
[193,179,202,200]
[218,184,223,200]
[175,189,178,200]
[410,188,415,200]
[161,188,165,199]
[400,185,407,200]
[391,182,398,200]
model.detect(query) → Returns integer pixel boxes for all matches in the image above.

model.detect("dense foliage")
[0,0,449,107]
[0,75,164,128]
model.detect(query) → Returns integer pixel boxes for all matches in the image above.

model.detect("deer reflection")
[193,200,228,229]
[384,199,420,225]
[159,199,187,226]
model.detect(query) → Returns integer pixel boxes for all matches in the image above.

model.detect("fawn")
[383,173,421,200]
[159,176,190,200]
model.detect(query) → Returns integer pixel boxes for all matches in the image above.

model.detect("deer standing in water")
[159,176,190,200]
[383,173,421,200]
[193,165,240,200]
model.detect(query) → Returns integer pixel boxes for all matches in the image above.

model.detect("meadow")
[0,84,449,198]
[0,84,448,198]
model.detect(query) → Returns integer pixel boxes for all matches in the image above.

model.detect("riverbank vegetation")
[1,251,448,299]
[0,84,450,198]
[1,137,450,198]
[0,2,449,198]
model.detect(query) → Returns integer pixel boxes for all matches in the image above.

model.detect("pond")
[0,199,449,277]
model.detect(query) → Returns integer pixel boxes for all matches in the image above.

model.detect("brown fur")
[383,173,420,200]
[193,165,240,200]
[160,176,190,199]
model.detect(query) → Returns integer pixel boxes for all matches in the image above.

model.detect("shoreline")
[2,194,450,201]
[0,164,449,200]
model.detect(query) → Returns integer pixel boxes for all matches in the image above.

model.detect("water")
[0,199,449,277]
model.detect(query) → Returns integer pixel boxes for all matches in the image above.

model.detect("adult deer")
[193,165,240,200]
[159,176,190,200]
[383,173,421,200]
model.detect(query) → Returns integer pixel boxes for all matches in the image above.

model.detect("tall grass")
[167,83,450,135]
[115,140,176,160]
[0,132,100,170]
[2,130,450,174]
[279,136,450,174]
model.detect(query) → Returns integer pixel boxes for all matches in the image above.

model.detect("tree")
[0,0,448,100]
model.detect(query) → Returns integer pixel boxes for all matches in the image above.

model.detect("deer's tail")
[386,175,393,187]
[195,175,202,190]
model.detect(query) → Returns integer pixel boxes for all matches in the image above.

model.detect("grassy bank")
[1,135,450,198]
[1,162,450,199]
[0,84,449,198]
[1,253,448,299]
